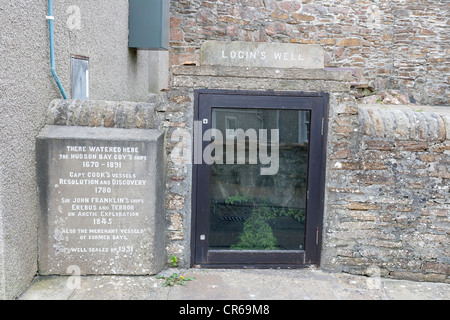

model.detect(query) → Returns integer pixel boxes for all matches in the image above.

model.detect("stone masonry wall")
[47,66,449,282]
[323,104,450,283]
[170,0,449,105]
[167,66,353,267]
[167,66,449,281]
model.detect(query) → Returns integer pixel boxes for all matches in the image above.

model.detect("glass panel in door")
[208,108,310,251]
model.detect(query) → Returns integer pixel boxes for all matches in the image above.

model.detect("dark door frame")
[191,89,329,268]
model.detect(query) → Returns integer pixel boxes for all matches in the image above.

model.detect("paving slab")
[18,268,450,300]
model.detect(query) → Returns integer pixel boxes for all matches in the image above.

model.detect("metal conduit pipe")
[47,0,68,99]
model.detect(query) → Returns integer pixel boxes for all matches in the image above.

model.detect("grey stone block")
[173,65,352,81]
[200,41,324,69]
[36,126,165,275]
[172,66,352,92]
[358,105,448,142]
[46,100,157,129]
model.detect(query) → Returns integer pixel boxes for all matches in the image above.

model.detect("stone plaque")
[200,41,324,69]
[36,126,165,275]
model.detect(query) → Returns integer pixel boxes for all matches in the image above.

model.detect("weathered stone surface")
[200,41,324,69]
[18,268,450,300]
[336,38,362,47]
[443,114,450,141]
[163,77,450,282]
[47,100,158,129]
[36,126,165,275]
[172,66,351,92]
[170,0,449,105]
[323,102,450,283]
[359,105,448,142]
[173,65,352,81]
[358,90,412,105]
[169,40,449,283]
[173,75,350,92]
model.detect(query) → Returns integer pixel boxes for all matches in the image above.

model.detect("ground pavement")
[19,268,450,300]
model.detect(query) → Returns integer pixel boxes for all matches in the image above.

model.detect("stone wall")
[166,65,353,266]
[323,104,450,282]
[170,0,449,105]
[47,67,449,282]
[167,65,449,282]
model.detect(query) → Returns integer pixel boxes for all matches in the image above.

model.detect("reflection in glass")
[209,108,310,251]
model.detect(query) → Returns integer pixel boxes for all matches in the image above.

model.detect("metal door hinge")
[316,227,319,245]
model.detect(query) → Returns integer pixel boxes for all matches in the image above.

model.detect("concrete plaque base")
[36,126,165,275]
[200,41,324,69]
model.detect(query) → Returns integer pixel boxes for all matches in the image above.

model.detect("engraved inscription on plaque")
[55,144,146,256]
[200,41,325,69]
[37,126,165,275]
